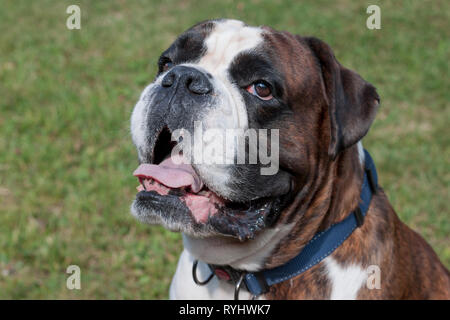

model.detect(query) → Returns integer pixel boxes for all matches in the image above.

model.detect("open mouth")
[133,127,291,240]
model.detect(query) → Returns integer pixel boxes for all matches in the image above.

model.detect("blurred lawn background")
[0,0,448,299]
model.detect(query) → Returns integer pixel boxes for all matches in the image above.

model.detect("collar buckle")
[233,273,260,300]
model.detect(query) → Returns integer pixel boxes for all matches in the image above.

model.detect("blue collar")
[193,149,378,299]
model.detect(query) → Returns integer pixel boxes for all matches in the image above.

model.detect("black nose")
[161,66,212,95]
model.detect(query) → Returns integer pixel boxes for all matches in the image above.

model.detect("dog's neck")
[264,142,365,269]
[183,142,365,271]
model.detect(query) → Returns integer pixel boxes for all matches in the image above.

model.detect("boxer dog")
[130,19,450,299]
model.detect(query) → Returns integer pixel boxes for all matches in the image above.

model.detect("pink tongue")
[133,154,203,193]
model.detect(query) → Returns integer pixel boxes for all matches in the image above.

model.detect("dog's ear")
[305,37,380,159]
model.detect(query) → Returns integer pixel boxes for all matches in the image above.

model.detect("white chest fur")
[324,257,367,300]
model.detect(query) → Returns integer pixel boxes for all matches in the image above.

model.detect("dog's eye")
[246,81,273,100]
[162,61,173,72]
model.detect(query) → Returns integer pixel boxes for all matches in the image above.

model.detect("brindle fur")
[251,28,450,299]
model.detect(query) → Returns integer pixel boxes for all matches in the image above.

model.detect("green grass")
[0,0,448,299]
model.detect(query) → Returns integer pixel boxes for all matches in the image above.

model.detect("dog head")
[130,19,379,241]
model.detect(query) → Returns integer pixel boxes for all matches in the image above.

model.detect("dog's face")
[130,19,379,240]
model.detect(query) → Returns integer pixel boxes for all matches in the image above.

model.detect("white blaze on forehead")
[187,20,264,197]
[200,19,264,130]
[199,19,263,73]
